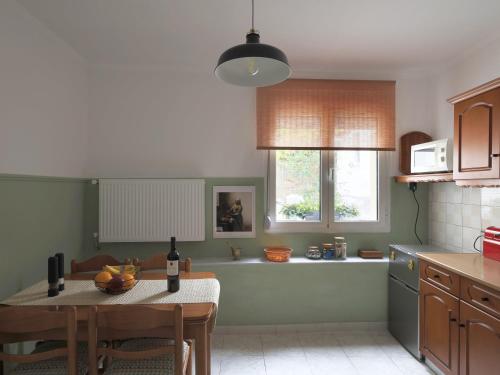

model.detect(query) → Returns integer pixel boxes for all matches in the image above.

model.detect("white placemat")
[2,279,220,306]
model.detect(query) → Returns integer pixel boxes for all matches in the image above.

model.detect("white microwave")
[411,139,453,173]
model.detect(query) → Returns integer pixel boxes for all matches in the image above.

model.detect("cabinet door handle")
[433,274,440,278]
[450,318,457,322]
[491,153,500,158]
[481,297,490,302]
[459,324,466,328]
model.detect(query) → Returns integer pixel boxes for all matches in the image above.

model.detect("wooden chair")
[136,254,192,272]
[88,304,192,375]
[71,255,124,274]
[0,306,81,375]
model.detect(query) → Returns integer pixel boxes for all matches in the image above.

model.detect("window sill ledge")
[193,256,388,266]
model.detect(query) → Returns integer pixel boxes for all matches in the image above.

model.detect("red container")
[483,226,500,261]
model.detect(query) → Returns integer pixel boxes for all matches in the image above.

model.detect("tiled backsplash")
[429,183,500,253]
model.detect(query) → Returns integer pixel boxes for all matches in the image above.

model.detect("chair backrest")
[88,304,184,375]
[0,306,78,375]
[137,253,192,272]
[71,254,123,274]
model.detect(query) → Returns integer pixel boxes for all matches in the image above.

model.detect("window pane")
[334,151,378,222]
[276,150,321,222]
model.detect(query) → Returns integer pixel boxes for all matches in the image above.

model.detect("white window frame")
[267,150,390,233]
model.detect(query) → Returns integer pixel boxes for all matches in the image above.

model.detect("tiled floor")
[208,329,435,375]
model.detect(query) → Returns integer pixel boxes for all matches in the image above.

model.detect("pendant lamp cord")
[251,0,255,31]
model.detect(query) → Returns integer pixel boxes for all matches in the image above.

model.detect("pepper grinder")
[48,256,59,297]
[55,252,65,291]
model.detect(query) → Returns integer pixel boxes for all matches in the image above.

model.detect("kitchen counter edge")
[416,252,500,292]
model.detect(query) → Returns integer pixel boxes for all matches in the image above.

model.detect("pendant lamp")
[215,0,291,87]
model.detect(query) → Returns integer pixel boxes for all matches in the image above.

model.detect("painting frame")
[213,186,256,238]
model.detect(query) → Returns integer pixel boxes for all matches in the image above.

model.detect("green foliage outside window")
[280,198,318,220]
[277,150,359,221]
[280,193,359,220]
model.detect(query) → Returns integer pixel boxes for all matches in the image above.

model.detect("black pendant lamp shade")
[215,1,291,87]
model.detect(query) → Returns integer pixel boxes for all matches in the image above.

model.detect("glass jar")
[322,243,335,259]
[305,246,322,260]
[334,237,347,259]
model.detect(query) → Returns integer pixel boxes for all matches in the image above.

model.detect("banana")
[103,265,136,275]
[103,265,120,275]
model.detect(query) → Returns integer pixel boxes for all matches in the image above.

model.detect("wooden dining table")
[2,271,218,375]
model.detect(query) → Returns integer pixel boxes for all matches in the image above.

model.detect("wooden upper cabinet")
[420,280,460,375]
[459,300,500,375]
[449,79,500,181]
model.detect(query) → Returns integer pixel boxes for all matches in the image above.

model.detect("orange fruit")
[122,273,135,282]
[95,271,113,283]
[123,279,135,287]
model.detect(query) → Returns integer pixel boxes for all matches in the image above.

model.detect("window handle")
[491,153,500,158]
[329,168,334,180]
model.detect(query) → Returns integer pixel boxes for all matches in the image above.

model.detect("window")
[275,150,321,222]
[333,151,378,222]
[268,150,390,233]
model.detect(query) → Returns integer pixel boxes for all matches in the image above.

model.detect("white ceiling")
[17,0,500,73]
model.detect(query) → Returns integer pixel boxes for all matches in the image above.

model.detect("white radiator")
[99,179,205,242]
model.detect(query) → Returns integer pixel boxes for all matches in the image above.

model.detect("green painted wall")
[83,178,428,259]
[0,175,86,300]
[193,261,389,325]
[82,177,428,325]
[0,174,428,325]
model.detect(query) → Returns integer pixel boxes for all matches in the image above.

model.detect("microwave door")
[414,147,436,171]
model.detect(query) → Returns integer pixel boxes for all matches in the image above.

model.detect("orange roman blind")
[256,79,396,150]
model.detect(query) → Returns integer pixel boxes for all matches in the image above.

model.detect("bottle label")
[167,260,179,276]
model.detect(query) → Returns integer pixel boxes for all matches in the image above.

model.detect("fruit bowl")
[94,270,137,295]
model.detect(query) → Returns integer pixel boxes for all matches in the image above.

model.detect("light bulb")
[247,58,259,76]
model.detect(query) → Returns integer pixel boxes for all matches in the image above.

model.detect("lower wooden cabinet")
[420,280,460,375]
[420,261,500,375]
[459,301,500,375]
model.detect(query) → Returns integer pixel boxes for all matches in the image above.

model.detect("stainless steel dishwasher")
[388,244,447,359]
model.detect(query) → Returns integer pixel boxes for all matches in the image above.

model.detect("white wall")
[0,0,441,180]
[87,65,262,178]
[86,65,435,178]
[431,37,500,139]
[0,0,88,177]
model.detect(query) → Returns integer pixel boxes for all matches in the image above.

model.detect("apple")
[108,274,125,291]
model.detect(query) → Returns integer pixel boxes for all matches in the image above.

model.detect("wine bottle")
[167,236,180,292]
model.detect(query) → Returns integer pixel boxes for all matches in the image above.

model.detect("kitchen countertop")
[416,252,500,292]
